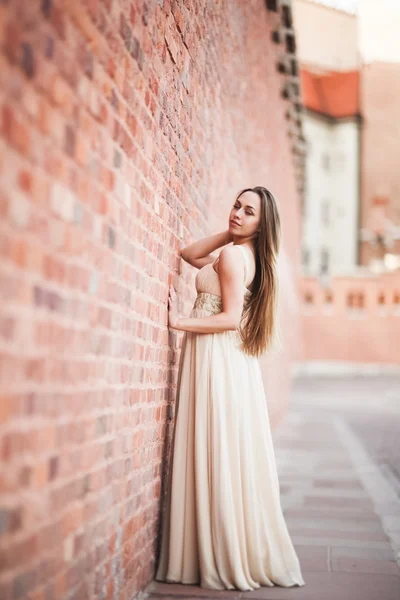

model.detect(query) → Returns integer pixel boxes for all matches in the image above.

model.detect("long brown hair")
[236,186,284,357]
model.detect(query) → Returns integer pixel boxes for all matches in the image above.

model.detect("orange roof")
[300,68,360,118]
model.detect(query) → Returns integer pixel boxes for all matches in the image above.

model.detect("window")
[302,247,310,267]
[320,248,329,274]
[321,152,330,170]
[321,199,330,226]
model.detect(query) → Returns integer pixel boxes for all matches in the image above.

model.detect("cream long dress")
[155,244,305,591]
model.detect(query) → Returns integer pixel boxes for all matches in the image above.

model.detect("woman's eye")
[234,204,252,215]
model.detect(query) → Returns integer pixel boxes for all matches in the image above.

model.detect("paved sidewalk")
[143,375,400,600]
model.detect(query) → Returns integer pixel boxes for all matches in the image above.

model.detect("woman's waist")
[193,291,250,312]
[192,291,223,315]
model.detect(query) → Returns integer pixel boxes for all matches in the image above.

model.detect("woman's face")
[229,191,261,240]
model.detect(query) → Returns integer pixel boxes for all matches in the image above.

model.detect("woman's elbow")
[180,248,190,262]
[225,313,241,331]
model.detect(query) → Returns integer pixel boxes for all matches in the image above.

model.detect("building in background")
[300,68,361,278]
[294,0,400,279]
[292,0,400,374]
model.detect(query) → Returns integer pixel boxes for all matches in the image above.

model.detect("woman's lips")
[230,220,240,226]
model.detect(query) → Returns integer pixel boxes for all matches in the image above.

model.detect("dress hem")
[154,574,306,591]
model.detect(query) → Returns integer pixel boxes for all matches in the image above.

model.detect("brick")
[0,395,12,423]
[12,571,35,600]
[4,21,20,63]
[64,124,75,156]
[0,507,22,534]
[44,34,54,58]
[2,105,31,155]
[75,133,89,166]
[20,42,35,78]
[50,74,74,108]
[41,0,52,19]
[78,42,94,79]
[50,182,75,221]
[21,86,40,120]
[17,168,33,194]
[7,193,30,228]
[114,148,122,167]
[48,456,59,480]
[33,461,48,488]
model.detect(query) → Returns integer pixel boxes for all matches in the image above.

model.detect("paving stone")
[292,545,330,572]
[241,572,400,599]
[374,501,400,516]
[330,545,398,561]
[286,517,385,533]
[282,468,358,479]
[313,477,365,489]
[299,487,370,498]
[289,528,390,542]
[303,495,374,509]
[316,460,355,469]
[144,580,242,598]
[284,507,381,522]
[331,556,400,575]
[290,535,392,549]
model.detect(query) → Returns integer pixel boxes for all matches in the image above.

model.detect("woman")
[155,186,306,591]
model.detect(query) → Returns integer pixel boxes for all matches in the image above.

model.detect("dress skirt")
[155,291,305,591]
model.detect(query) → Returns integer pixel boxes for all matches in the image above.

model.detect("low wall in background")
[297,271,400,368]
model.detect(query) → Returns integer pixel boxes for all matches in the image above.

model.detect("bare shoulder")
[219,245,243,260]
[218,245,245,272]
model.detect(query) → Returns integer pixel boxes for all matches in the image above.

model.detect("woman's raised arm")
[180,229,233,269]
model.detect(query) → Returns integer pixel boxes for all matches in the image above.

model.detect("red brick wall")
[0,1,301,598]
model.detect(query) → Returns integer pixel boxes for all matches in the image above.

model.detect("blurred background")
[292,0,400,375]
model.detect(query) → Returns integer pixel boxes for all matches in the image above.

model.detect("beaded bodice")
[192,245,253,316]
